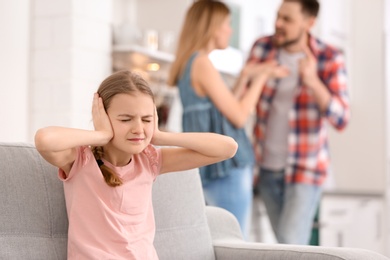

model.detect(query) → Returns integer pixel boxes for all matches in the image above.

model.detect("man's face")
[273,1,313,48]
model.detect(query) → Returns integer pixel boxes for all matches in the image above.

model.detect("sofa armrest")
[212,242,389,260]
[205,206,243,241]
[205,206,390,260]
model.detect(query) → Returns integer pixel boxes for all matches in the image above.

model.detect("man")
[248,0,350,244]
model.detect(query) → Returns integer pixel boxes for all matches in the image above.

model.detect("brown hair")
[92,70,154,187]
[284,0,320,17]
[167,0,230,86]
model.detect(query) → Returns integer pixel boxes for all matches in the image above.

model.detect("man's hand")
[299,44,332,112]
[299,44,320,87]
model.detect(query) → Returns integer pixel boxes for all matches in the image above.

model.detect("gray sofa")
[0,142,388,260]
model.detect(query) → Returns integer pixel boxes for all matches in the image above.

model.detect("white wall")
[322,0,388,194]
[32,0,112,135]
[137,0,191,40]
[384,0,390,254]
[0,0,30,142]
[0,0,114,143]
[224,0,282,54]
[385,0,390,176]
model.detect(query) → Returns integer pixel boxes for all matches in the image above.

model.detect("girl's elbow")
[34,128,52,152]
[34,129,44,148]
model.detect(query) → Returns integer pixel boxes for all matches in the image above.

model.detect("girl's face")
[106,92,155,161]
[213,15,232,49]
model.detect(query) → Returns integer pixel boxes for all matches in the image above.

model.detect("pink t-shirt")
[59,145,162,260]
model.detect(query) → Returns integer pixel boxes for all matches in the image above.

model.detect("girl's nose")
[131,121,142,134]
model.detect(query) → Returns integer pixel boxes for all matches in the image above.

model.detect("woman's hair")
[91,70,154,187]
[167,0,230,86]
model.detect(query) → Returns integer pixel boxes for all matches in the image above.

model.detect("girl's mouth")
[128,138,144,142]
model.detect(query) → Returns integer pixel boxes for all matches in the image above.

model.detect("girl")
[167,0,288,239]
[34,70,237,259]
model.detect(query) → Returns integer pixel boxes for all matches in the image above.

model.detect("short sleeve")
[58,146,91,181]
[142,145,162,178]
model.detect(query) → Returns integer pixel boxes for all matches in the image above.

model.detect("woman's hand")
[241,61,271,79]
[241,61,288,87]
[268,63,290,79]
[92,93,113,144]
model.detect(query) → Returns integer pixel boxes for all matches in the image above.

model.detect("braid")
[91,146,123,187]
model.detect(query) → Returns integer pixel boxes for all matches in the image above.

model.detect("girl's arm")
[152,131,238,174]
[192,54,288,128]
[34,94,113,174]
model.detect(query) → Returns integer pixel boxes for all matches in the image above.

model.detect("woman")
[167,0,288,238]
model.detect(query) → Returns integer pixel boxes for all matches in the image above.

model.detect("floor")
[248,194,277,243]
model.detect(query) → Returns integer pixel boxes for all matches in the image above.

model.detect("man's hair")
[285,0,320,17]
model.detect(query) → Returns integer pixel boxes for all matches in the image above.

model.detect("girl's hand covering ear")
[92,93,114,144]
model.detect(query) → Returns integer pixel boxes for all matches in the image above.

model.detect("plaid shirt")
[248,34,350,185]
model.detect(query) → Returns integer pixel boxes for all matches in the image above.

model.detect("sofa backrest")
[0,142,68,259]
[0,143,215,260]
[153,171,215,260]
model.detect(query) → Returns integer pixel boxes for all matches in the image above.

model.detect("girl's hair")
[91,70,154,187]
[167,0,230,86]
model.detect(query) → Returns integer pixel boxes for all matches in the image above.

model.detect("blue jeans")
[258,168,322,244]
[202,166,253,239]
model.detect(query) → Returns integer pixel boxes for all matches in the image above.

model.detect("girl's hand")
[151,106,161,145]
[92,93,113,144]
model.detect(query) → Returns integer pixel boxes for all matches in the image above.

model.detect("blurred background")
[1,0,390,256]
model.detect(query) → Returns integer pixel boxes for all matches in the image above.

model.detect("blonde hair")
[92,70,154,187]
[167,0,230,86]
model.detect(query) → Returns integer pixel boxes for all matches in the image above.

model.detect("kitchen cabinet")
[320,195,385,254]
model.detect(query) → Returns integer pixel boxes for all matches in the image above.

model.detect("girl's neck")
[102,146,132,167]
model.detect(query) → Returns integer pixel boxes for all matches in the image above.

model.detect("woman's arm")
[231,62,261,99]
[192,54,287,128]
[152,130,238,174]
[34,94,113,174]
